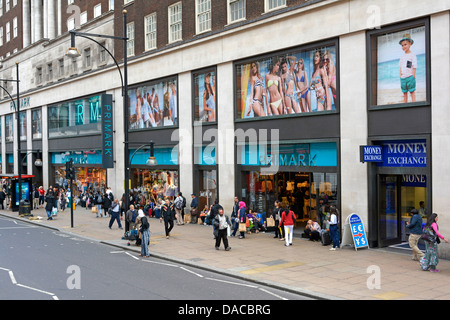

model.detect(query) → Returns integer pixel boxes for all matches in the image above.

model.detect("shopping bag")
[239,223,246,232]
[266,217,275,227]
[184,213,192,224]
[51,207,58,216]
[92,206,98,214]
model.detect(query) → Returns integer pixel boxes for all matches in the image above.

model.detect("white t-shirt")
[399,52,417,78]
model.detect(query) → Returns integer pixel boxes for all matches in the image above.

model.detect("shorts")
[401,76,416,93]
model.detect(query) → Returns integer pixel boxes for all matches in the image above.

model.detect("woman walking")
[279,207,296,247]
[420,213,448,272]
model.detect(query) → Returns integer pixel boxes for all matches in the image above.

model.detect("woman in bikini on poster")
[203,73,216,121]
[310,49,330,112]
[295,58,312,113]
[281,56,301,114]
[246,62,268,117]
[265,57,286,116]
[323,50,336,109]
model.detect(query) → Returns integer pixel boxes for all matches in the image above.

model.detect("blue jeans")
[141,229,150,257]
[330,224,340,248]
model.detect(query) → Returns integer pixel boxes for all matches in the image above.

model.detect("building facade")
[0,0,449,257]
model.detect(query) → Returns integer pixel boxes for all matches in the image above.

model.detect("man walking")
[213,207,231,251]
[160,197,175,239]
[406,208,425,261]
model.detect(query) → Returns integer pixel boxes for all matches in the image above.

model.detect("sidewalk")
[2,206,450,300]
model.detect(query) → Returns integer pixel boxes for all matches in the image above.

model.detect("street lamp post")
[0,63,22,213]
[66,10,131,211]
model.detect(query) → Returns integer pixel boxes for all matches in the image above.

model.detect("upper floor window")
[126,22,135,57]
[265,0,286,12]
[196,0,211,34]
[169,2,182,43]
[229,0,245,23]
[94,4,102,18]
[13,17,17,38]
[145,13,157,51]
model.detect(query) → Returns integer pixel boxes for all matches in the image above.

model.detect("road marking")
[0,266,59,300]
[259,287,289,300]
[180,267,204,278]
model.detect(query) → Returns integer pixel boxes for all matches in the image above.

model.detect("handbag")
[267,217,275,227]
[239,222,246,232]
[421,226,437,243]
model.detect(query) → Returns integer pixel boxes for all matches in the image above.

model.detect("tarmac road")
[0,215,313,301]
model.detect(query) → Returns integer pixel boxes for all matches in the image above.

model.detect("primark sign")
[360,140,427,168]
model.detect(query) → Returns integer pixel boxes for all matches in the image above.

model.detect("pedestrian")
[0,188,6,210]
[38,186,45,208]
[45,187,57,220]
[279,207,296,247]
[174,192,184,225]
[238,201,247,239]
[213,207,231,251]
[272,200,284,240]
[109,199,123,229]
[94,191,103,218]
[230,197,239,237]
[139,213,150,257]
[125,204,138,232]
[190,194,199,224]
[33,186,40,210]
[420,213,449,272]
[102,192,112,217]
[406,208,424,261]
[160,197,175,239]
[329,205,340,250]
[210,199,220,239]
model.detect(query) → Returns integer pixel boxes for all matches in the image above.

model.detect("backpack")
[131,210,137,223]
[97,195,103,203]
[175,197,183,210]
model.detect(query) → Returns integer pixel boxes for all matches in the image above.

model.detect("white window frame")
[13,17,17,38]
[126,22,135,57]
[264,0,286,12]
[5,22,10,42]
[168,2,182,43]
[228,0,246,24]
[0,27,3,46]
[94,4,102,18]
[80,11,87,25]
[144,13,157,51]
[196,0,211,34]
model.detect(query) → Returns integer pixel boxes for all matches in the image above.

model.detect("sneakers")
[329,247,336,251]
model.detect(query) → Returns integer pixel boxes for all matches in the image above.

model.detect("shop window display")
[131,169,179,201]
[242,171,338,227]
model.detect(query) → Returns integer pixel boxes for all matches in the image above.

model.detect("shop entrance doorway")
[241,170,338,228]
[377,174,427,247]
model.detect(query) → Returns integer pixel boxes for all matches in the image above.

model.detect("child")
[399,33,417,103]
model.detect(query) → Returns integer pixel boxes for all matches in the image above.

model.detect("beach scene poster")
[193,70,216,123]
[376,25,427,106]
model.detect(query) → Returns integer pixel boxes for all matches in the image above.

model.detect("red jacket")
[280,210,296,226]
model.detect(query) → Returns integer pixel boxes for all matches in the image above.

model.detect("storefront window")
[131,169,179,201]
[242,171,338,226]
[48,95,102,138]
[193,69,217,123]
[198,169,217,211]
[19,111,27,141]
[235,40,338,119]
[5,114,13,142]
[128,76,178,130]
[32,109,42,139]
[54,166,106,193]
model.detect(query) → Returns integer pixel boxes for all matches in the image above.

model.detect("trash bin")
[19,200,31,215]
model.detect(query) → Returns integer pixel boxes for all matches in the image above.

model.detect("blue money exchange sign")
[349,214,368,250]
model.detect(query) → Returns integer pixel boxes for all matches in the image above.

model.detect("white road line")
[258,287,289,300]
[205,277,258,288]
[180,267,204,278]
[0,266,59,300]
